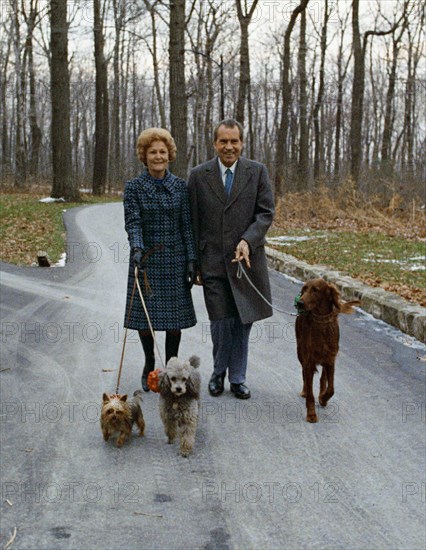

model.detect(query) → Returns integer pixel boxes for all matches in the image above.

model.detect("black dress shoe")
[230,383,251,399]
[208,372,225,396]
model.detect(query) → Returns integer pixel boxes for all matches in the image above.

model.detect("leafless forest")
[1,0,425,201]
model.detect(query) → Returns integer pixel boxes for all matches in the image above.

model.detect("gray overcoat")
[188,157,275,324]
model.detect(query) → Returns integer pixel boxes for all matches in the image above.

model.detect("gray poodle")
[158,355,201,457]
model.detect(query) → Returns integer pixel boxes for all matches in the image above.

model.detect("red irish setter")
[295,278,360,423]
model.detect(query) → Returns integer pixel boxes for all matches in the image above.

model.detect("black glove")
[133,248,146,272]
[186,260,197,289]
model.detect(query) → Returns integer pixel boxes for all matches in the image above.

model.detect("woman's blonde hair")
[136,128,177,163]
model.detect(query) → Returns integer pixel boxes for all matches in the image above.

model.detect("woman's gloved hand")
[186,260,197,289]
[133,248,146,272]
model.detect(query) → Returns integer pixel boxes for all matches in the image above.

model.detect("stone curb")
[266,246,425,344]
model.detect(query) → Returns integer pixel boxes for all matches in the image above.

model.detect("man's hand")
[195,269,203,285]
[232,239,251,268]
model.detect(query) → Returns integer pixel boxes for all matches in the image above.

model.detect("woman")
[123,128,197,391]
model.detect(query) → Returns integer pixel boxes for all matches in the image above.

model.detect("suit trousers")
[210,317,253,384]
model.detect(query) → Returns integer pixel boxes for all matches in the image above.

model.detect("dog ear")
[119,394,128,402]
[186,369,201,398]
[103,393,110,402]
[158,371,171,394]
[328,283,341,311]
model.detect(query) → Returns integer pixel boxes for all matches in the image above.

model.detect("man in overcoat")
[188,119,275,399]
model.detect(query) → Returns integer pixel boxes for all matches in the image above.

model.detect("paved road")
[1,202,425,550]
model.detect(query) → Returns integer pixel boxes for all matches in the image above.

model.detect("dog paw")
[180,447,191,457]
[319,396,327,407]
[306,413,318,423]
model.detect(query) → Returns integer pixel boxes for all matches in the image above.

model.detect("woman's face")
[146,140,169,178]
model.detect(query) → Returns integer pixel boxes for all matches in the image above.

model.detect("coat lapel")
[205,158,227,204]
[225,157,252,209]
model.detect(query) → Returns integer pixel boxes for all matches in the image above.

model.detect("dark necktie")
[225,168,233,197]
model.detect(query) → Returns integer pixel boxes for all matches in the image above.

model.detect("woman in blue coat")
[123,128,197,391]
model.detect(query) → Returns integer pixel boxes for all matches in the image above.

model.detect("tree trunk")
[235,0,259,126]
[381,19,407,168]
[274,0,309,200]
[350,0,363,185]
[169,0,187,178]
[313,0,329,183]
[350,0,406,186]
[110,0,123,186]
[1,34,11,172]
[13,3,26,187]
[26,2,42,179]
[93,0,109,195]
[50,0,78,200]
[297,8,309,189]
[143,0,166,129]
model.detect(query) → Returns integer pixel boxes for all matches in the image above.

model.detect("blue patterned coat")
[123,170,197,331]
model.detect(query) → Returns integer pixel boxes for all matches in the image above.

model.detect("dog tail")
[189,355,200,369]
[338,299,361,314]
[133,389,143,403]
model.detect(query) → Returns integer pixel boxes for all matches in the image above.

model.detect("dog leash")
[115,277,137,394]
[134,266,166,370]
[235,260,297,317]
[115,253,166,394]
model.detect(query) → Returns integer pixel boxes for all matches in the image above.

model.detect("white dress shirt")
[217,158,238,187]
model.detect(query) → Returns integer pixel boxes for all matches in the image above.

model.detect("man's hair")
[213,119,244,142]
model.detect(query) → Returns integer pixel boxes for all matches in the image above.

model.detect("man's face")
[214,125,244,167]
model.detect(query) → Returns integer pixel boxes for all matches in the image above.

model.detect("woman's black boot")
[165,330,182,362]
[139,331,155,392]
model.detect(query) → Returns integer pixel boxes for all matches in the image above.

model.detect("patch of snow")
[356,309,426,351]
[53,253,67,267]
[267,234,326,244]
[408,255,426,262]
[39,197,65,203]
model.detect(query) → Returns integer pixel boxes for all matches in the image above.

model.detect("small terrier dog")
[158,356,201,457]
[101,390,145,447]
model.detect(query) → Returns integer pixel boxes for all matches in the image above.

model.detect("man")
[188,119,274,399]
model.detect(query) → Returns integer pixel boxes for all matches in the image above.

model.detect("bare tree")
[11,1,26,186]
[350,0,408,186]
[142,0,166,128]
[50,0,78,200]
[22,0,42,179]
[169,0,188,178]
[235,0,259,126]
[0,24,12,175]
[274,0,309,199]
[333,5,351,184]
[401,4,424,183]
[93,0,109,194]
[297,7,309,188]
[381,5,410,168]
[312,0,330,183]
